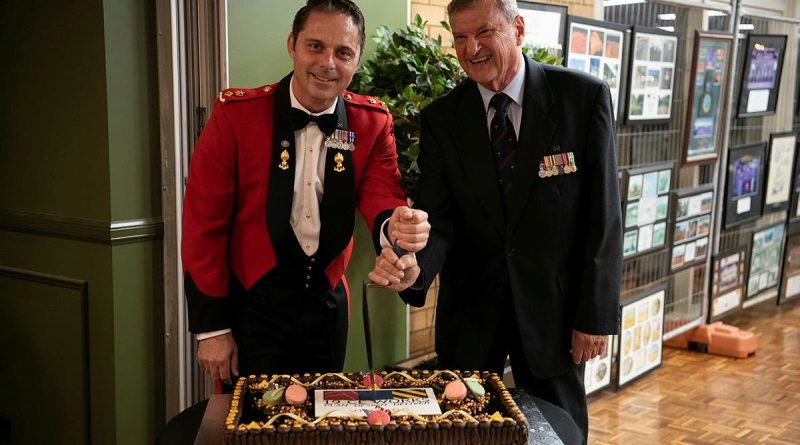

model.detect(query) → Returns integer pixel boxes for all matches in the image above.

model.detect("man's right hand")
[197,333,239,385]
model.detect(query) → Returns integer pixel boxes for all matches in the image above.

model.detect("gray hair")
[447,0,519,23]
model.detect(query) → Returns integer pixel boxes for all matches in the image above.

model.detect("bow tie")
[290,107,338,136]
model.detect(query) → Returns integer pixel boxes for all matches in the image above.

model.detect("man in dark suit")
[370,0,621,441]
[181,0,428,386]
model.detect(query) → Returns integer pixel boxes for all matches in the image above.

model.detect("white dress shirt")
[476,56,526,138]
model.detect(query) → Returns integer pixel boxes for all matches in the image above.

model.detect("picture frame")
[517,1,568,60]
[626,26,678,124]
[584,335,614,395]
[616,286,665,389]
[682,32,733,165]
[709,246,747,322]
[621,163,673,258]
[778,226,800,304]
[790,139,800,222]
[724,142,766,228]
[763,131,797,213]
[670,185,714,272]
[566,16,628,119]
[737,34,787,118]
[746,223,785,300]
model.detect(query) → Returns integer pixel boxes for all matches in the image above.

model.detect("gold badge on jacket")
[538,151,578,178]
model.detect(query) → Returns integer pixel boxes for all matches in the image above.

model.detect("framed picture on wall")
[709,246,747,321]
[670,185,713,272]
[616,286,665,389]
[517,1,568,60]
[626,27,678,124]
[737,34,788,118]
[584,335,614,395]
[790,140,800,221]
[763,132,798,213]
[747,223,785,300]
[779,226,800,304]
[724,142,766,228]
[566,16,627,119]
[621,163,673,258]
[682,32,733,165]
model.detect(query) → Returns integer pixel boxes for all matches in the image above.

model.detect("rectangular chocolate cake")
[224,370,528,444]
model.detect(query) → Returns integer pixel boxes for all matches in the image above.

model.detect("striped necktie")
[490,92,517,200]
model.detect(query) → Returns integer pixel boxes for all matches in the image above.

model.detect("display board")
[622,163,673,257]
[626,27,678,123]
[709,246,747,321]
[724,142,766,228]
[617,287,665,388]
[584,335,614,395]
[747,223,785,299]
[737,34,788,117]
[517,1,567,60]
[671,185,713,271]
[566,16,627,118]
[683,32,733,165]
[779,229,800,304]
[763,132,797,213]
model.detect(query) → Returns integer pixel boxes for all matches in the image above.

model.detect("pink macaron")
[285,384,308,405]
[367,408,391,426]
[444,381,468,402]
[362,373,384,388]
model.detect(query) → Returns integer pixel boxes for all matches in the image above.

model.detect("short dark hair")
[291,0,366,54]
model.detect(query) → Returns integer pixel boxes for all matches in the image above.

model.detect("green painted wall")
[226,0,411,370]
[227,0,408,86]
[0,0,163,444]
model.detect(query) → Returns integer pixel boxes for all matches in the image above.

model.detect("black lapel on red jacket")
[508,56,557,235]
[454,81,506,237]
[266,74,295,247]
[318,97,355,265]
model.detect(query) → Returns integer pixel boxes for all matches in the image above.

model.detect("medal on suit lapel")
[538,162,547,178]
[324,129,356,151]
[334,152,345,172]
[568,152,578,172]
[279,149,290,171]
[562,153,573,173]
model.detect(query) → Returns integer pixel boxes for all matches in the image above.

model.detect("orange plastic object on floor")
[664,321,756,358]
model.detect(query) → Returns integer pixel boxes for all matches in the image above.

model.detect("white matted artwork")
[622,163,673,258]
[517,1,567,59]
[617,287,665,388]
[584,335,614,395]
[671,186,714,271]
[709,246,747,321]
[626,27,678,123]
[763,132,797,212]
[566,17,626,118]
[747,223,785,299]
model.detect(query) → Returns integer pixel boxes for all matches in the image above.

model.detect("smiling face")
[287,10,361,112]
[449,1,525,91]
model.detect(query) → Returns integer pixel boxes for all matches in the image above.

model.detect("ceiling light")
[657,26,675,32]
[739,23,755,30]
[657,13,676,21]
[707,10,727,17]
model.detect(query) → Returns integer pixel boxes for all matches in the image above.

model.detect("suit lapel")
[454,81,506,237]
[266,74,295,247]
[318,97,355,265]
[508,57,557,235]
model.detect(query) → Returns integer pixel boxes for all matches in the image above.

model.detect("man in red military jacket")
[182,0,429,385]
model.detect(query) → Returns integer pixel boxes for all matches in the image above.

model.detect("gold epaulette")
[217,84,276,104]
[342,91,389,113]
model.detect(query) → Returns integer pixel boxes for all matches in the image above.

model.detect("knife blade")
[363,281,382,402]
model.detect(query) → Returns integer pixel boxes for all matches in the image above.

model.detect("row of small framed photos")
[724,133,800,228]
[516,1,788,166]
[710,222,800,321]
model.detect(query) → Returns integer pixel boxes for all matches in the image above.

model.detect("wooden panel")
[0,267,88,445]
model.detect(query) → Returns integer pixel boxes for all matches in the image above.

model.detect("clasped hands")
[368,206,430,292]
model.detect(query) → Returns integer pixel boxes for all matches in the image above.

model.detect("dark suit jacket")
[404,56,622,378]
[182,75,407,333]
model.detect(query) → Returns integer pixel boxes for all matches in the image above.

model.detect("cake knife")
[362,281,382,402]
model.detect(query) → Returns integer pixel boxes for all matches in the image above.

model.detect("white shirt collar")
[289,76,338,115]
[477,56,526,112]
